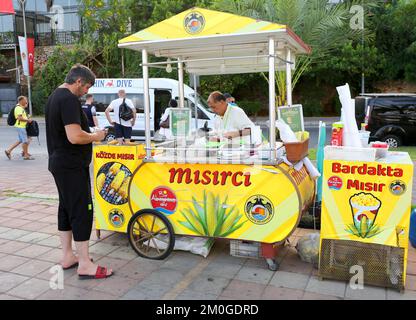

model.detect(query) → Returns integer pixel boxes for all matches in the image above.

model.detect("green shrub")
[32,45,89,115]
[302,97,323,117]
[239,100,262,116]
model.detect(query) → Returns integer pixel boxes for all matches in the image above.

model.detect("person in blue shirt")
[223,93,238,107]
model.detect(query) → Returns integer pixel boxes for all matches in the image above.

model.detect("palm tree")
[212,0,379,105]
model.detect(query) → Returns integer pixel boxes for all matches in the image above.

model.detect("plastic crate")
[284,138,309,162]
[230,240,261,259]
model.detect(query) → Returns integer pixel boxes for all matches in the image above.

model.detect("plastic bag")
[148,235,215,258]
[275,119,297,143]
[295,233,320,267]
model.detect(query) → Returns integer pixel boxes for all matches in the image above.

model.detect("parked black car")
[355,93,416,147]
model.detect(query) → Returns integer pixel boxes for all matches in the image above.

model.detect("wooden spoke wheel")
[128,209,175,260]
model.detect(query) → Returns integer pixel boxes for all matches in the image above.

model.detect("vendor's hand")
[209,136,221,142]
[110,121,116,126]
[223,131,235,139]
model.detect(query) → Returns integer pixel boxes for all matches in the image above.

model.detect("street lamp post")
[19,0,33,115]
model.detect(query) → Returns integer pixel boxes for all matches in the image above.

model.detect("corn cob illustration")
[205,192,217,236]
[178,191,246,237]
[181,207,206,235]
[360,216,368,237]
[118,178,130,198]
[110,170,126,191]
[97,173,106,191]
[220,207,241,235]
[97,163,131,205]
[109,163,121,176]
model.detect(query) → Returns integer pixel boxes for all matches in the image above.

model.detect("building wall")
[1,0,82,46]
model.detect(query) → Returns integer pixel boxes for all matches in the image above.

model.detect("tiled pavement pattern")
[0,155,415,300]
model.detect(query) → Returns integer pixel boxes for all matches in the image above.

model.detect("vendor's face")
[208,98,227,116]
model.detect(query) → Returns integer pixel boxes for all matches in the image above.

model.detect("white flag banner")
[18,36,29,76]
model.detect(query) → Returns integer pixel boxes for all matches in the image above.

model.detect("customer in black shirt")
[45,64,112,279]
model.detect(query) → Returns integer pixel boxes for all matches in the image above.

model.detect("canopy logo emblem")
[109,209,125,228]
[244,195,274,225]
[184,11,205,34]
[389,180,406,196]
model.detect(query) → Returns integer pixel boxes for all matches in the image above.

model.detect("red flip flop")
[61,258,93,270]
[78,266,113,280]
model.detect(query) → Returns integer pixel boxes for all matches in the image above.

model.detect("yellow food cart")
[93,7,315,270]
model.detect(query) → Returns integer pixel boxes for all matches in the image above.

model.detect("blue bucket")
[410,209,416,248]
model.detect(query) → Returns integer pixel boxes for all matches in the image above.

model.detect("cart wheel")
[265,258,279,271]
[128,209,175,260]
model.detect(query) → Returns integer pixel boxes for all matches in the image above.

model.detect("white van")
[87,78,215,141]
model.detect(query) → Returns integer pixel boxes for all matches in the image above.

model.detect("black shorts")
[52,167,93,242]
[114,123,132,139]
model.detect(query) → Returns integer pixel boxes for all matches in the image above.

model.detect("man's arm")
[65,124,106,144]
[16,114,32,123]
[93,116,99,127]
[105,103,114,125]
[91,106,99,127]
[223,108,254,139]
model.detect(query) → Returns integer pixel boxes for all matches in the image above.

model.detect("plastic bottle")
[331,122,343,146]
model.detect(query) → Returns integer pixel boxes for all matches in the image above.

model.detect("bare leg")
[23,138,32,156]
[22,142,30,158]
[6,141,21,154]
[75,240,112,276]
[59,231,78,268]
[117,138,124,145]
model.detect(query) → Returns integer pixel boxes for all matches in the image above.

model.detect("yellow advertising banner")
[93,145,315,244]
[321,156,413,246]
[320,153,414,286]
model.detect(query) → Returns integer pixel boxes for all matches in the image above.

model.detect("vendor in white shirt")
[207,91,255,142]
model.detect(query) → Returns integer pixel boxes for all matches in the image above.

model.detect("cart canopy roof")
[119,7,310,75]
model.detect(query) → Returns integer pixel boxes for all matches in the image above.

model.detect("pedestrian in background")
[45,63,112,279]
[4,96,34,160]
[82,94,99,130]
[223,93,238,107]
[105,89,136,145]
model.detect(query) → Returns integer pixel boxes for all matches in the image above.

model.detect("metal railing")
[35,31,81,46]
[0,31,81,46]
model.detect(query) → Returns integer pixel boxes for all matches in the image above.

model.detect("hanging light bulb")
[166,58,172,73]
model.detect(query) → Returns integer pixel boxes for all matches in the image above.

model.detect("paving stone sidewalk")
[0,156,415,300]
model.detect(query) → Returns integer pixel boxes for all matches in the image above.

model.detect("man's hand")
[223,131,238,139]
[209,136,221,142]
[94,129,107,142]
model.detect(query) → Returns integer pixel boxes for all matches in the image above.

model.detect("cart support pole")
[268,38,276,160]
[142,49,152,158]
[286,48,292,106]
[193,74,199,129]
[178,61,185,108]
